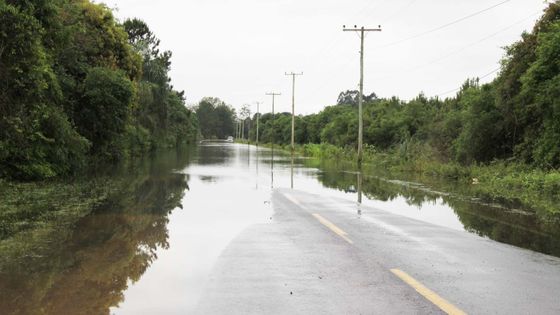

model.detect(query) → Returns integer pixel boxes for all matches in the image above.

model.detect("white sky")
[101,0,549,115]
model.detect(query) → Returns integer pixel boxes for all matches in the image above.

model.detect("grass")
[264,142,560,215]
[0,178,122,240]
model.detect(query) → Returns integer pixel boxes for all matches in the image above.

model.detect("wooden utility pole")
[236,120,240,139]
[255,101,261,145]
[285,72,303,153]
[265,92,281,145]
[343,25,382,166]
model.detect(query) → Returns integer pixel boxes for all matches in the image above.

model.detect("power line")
[378,0,513,49]
[304,0,529,108]
[302,0,386,66]
[298,0,394,105]
[305,1,519,107]
[370,11,540,82]
[437,67,500,98]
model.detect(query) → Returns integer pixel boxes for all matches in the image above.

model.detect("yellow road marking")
[391,269,467,315]
[312,213,353,244]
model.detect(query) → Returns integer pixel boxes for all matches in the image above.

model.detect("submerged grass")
[0,178,122,240]
[264,142,560,215]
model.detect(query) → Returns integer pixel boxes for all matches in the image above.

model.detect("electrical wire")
[377,0,514,49]
[370,11,540,82]
[436,67,501,98]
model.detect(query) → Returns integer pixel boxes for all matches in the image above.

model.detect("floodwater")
[0,144,559,314]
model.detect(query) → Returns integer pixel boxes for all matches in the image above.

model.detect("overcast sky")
[102,0,549,115]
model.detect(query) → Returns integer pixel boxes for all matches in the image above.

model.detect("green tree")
[519,18,560,167]
[195,97,236,139]
[77,67,134,159]
[0,1,89,179]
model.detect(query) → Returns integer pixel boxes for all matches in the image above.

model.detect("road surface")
[195,188,560,314]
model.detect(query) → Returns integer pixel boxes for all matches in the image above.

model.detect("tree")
[123,18,161,60]
[195,97,236,139]
[337,90,377,106]
[78,67,134,158]
[0,1,89,179]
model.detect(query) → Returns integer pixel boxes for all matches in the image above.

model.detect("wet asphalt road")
[195,188,560,315]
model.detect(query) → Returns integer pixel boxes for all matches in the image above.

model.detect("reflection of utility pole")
[290,152,294,189]
[255,101,261,145]
[265,92,281,146]
[357,171,362,209]
[271,146,274,189]
[285,72,303,153]
[343,25,382,166]
[255,145,259,189]
[266,93,280,189]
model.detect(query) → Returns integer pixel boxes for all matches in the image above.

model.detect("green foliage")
[337,90,377,106]
[195,97,236,139]
[0,1,90,180]
[79,67,134,158]
[519,19,560,167]
[0,1,197,180]
[452,82,506,164]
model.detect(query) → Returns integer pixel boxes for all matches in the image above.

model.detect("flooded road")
[1,144,559,314]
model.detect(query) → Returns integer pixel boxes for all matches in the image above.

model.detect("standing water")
[0,144,558,314]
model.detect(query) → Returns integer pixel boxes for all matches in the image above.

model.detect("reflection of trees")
[311,159,560,257]
[449,199,560,257]
[317,166,440,207]
[0,151,190,314]
[195,145,234,165]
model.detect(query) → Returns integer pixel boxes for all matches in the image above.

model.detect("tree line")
[0,0,198,180]
[247,3,560,170]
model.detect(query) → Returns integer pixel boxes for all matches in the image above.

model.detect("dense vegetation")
[194,97,236,139]
[250,3,560,170]
[0,0,198,180]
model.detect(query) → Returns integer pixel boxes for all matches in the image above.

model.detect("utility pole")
[255,101,261,145]
[265,92,281,145]
[236,120,240,139]
[285,72,303,153]
[343,25,382,166]
[237,120,241,139]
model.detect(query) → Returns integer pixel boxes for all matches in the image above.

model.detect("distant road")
[195,188,560,314]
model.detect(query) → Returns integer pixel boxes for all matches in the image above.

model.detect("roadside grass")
[259,142,560,215]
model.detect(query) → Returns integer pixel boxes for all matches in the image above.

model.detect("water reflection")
[290,152,294,189]
[255,145,259,190]
[271,143,275,189]
[1,144,559,315]
[0,149,192,315]
[309,160,560,257]
[357,170,362,216]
